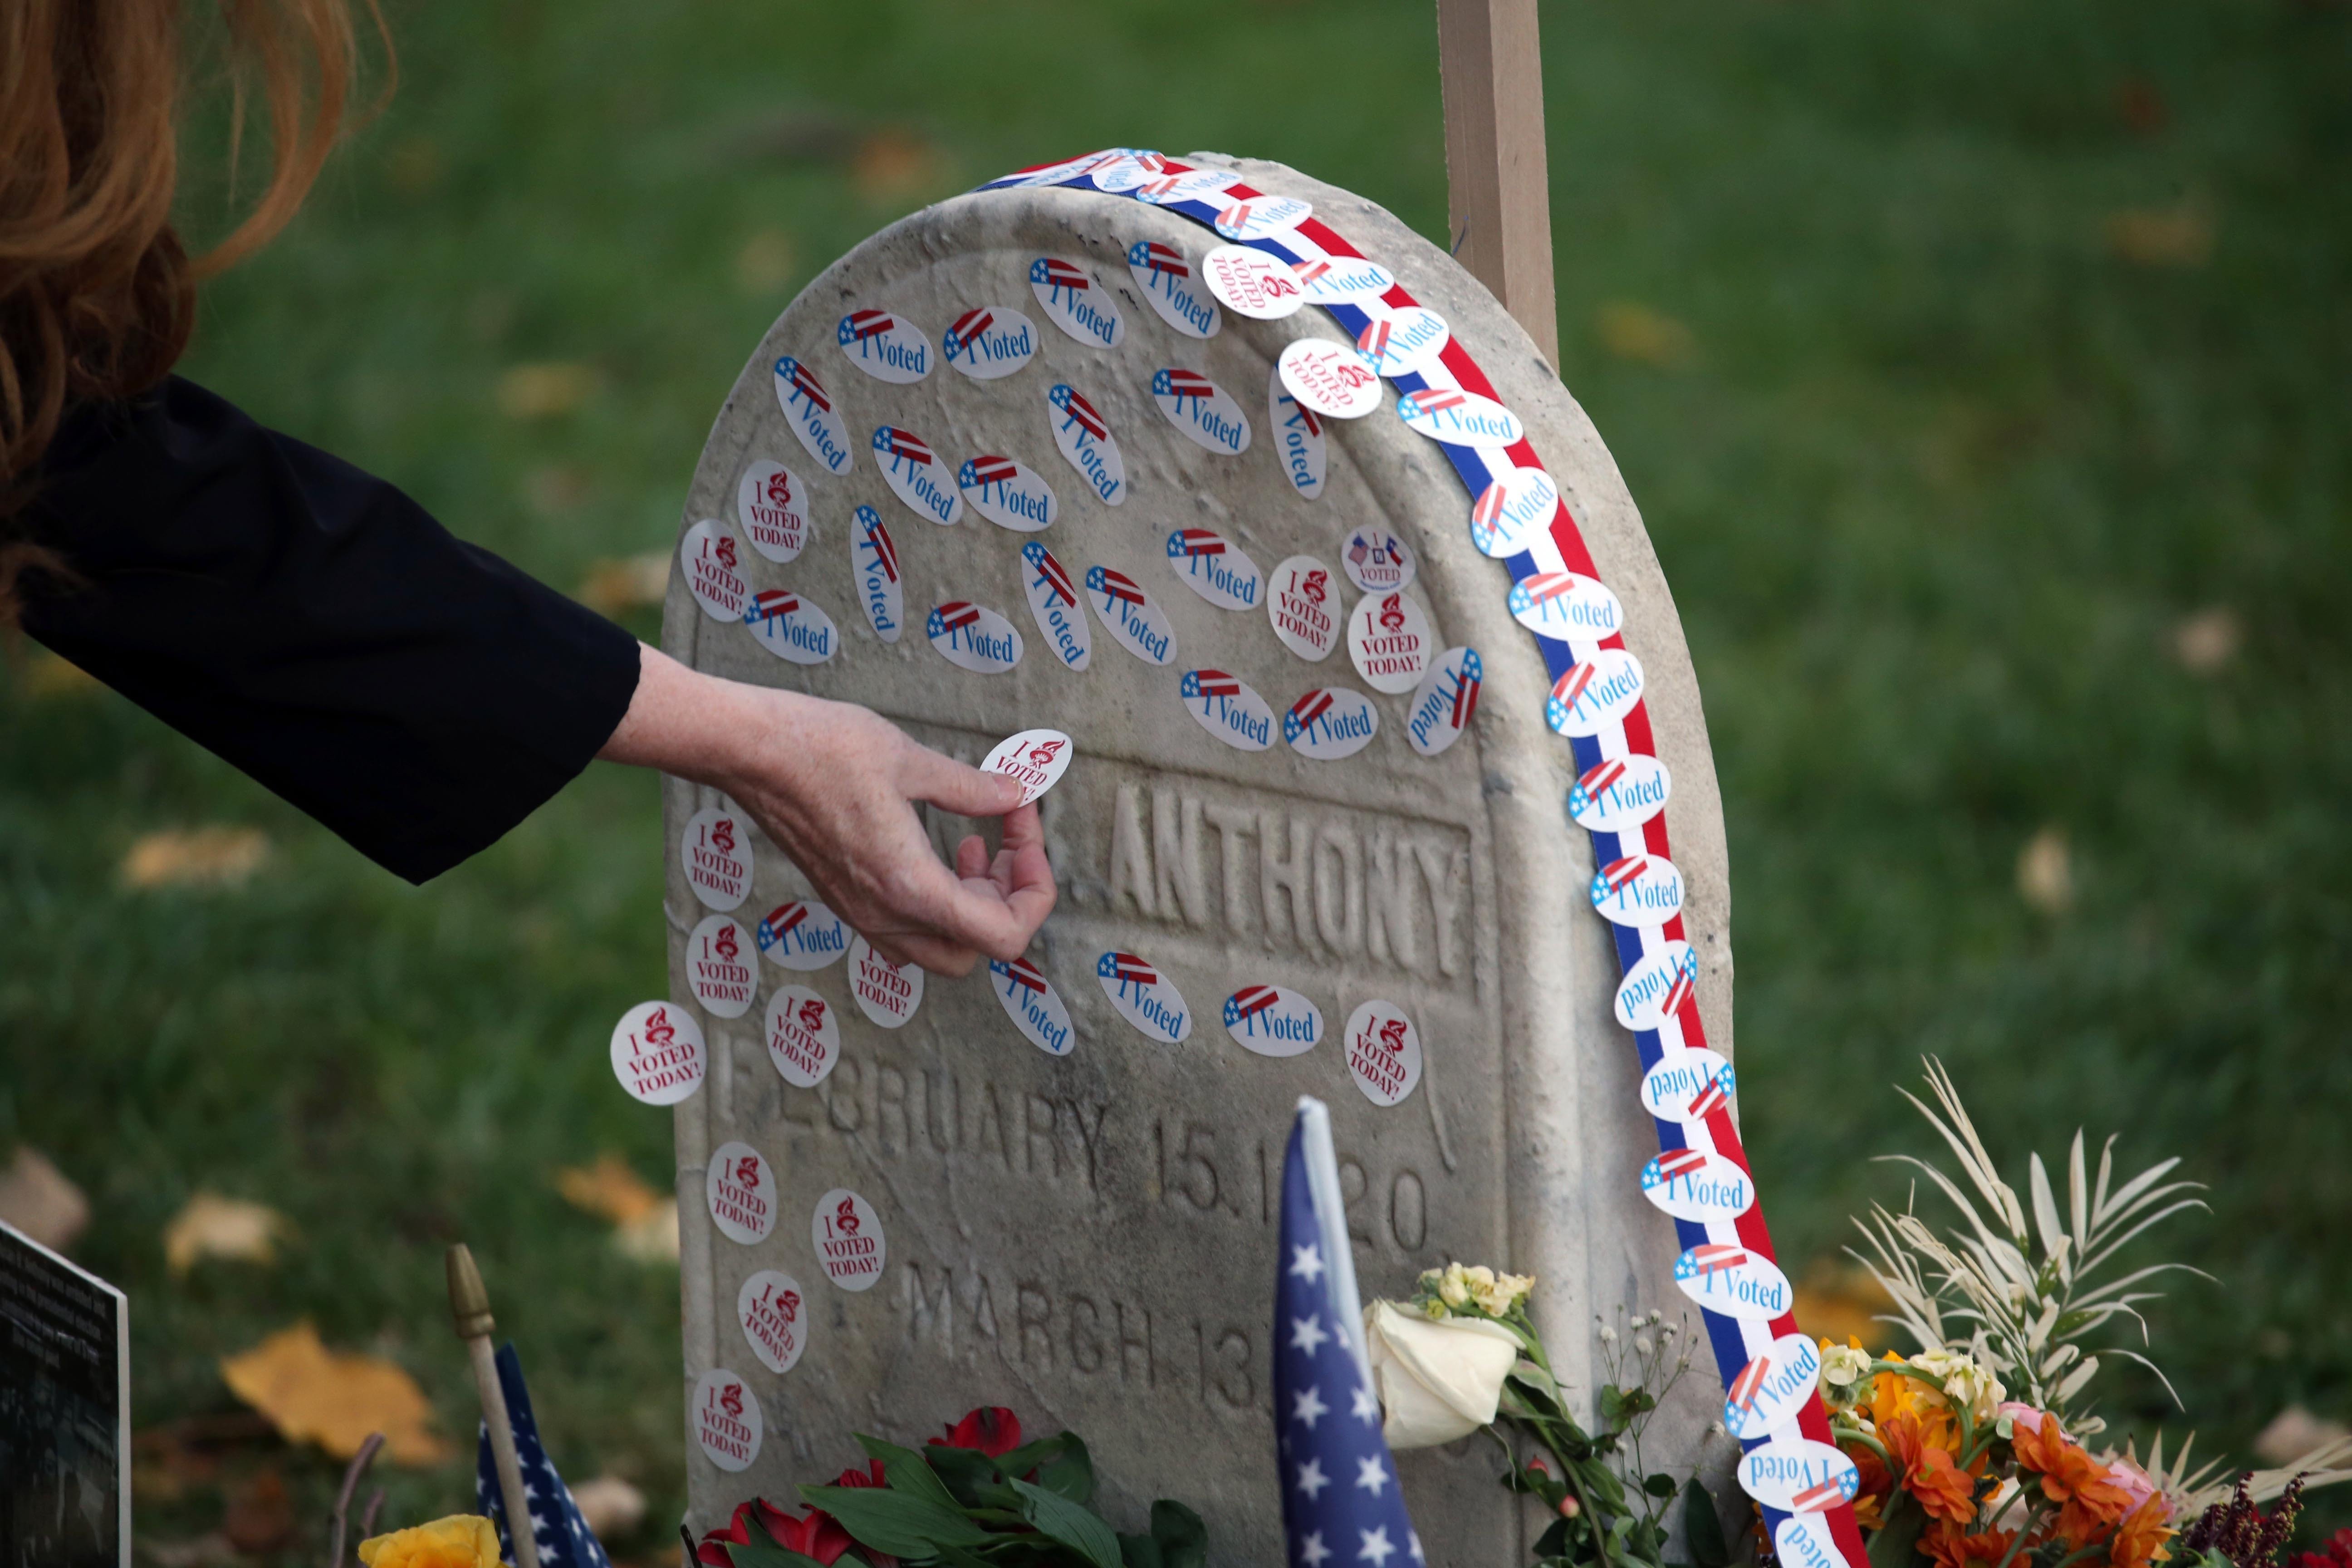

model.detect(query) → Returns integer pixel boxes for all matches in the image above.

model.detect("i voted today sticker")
[1223,985,1323,1058]
[1284,687,1379,760]
[1085,567,1176,666]
[850,506,903,645]
[1127,241,1221,340]
[764,984,840,1089]
[1639,1048,1735,1122]
[1341,527,1417,593]
[686,915,756,1019]
[736,459,810,564]
[1673,1243,1795,1323]
[812,1187,885,1291]
[1590,852,1686,927]
[836,309,931,383]
[1397,386,1524,449]
[1347,590,1434,694]
[1290,254,1395,304]
[991,957,1074,1056]
[744,588,839,666]
[1179,669,1274,751]
[1616,941,1699,1033]
[1045,384,1126,507]
[681,519,750,622]
[1267,556,1341,662]
[1200,245,1307,319]
[1724,1334,1824,1443]
[738,1270,808,1376]
[693,1368,761,1473]
[706,1141,777,1245]
[1510,572,1624,641]
[682,803,753,911]
[1353,306,1451,379]
[1568,754,1673,834]
[1278,338,1386,421]
[981,729,1073,805]
[756,899,850,971]
[1213,194,1312,241]
[1406,647,1482,758]
[1030,258,1125,350]
[610,1001,706,1106]
[1639,1146,1756,1224]
[1470,467,1561,558]
[875,426,963,526]
[1737,1441,1862,1514]
[1135,167,1240,207]
[847,934,922,1029]
[1152,368,1251,456]
[1019,541,1091,671]
[941,306,1037,381]
[773,356,854,476]
[1095,951,1192,1044]
[1165,528,1262,611]
[926,600,1024,673]
[958,455,1058,533]
[1268,363,1327,500]
[1548,650,1647,737]
[1343,1000,1422,1108]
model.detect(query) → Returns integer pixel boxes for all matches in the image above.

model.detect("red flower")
[696,1498,855,1567]
[769,1506,856,1566]
[836,1459,887,1489]
[2293,1528,2352,1568]
[931,1406,1022,1458]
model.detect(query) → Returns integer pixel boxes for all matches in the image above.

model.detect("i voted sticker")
[1510,572,1625,640]
[875,426,963,526]
[1342,527,1417,593]
[1152,368,1251,456]
[1470,467,1561,558]
[1639,1048,1735,1122]
[941,306,1036,381]
[1166,528,1262,611]
[1030,258,1126,350]
[1213,194,1311,241]
[610,1001,706,1106]
[1398,387,1524,449]
[812,1187,885,1290]
[1284,687,1379,760]
[1724,1334,1823,1443]
[1738,1441,1861,1514]
[991,957,1074,1056]
[1095,951,1192,1044]
[764,984,840,1088]
[1548,650,1647,737]
[1278,338,1386,421]
[996,149,1125,189]
[773,356,854,476]
[927,600,1024,673]
[686,915,757,1019]
[1347,590,1434,694]
[1085,566,1176,665]
[1568,754,1672,834]
[1268,363,1327,500]
[744,588,839,665]
[1674,1244,1795,1323]
[756,899,850,971]
[1343,1000,1422,1107]
[1201,244,1307,319]
[738,1270,808,1376]
[1134,167,1239,207]
[1777,1516,1845,1568]
[1268,556,1341,662]
[1640,1146,1755,1223]
[1616,942,1699,1033]
[847,934,922,1028]
[850,506,903,644]
[1179,669,1274,751]
[1222,985,1323,1058]
[1406,647,1482,757]
[682,803,753,911]
[682,519,750,622]
[1291,255,1395,304]
[1127,240,1220,339]
[1088,149,1170,192]
[1019,541,1091,671]
[737,459,810,564]
[1590,853,1685,927]
[1045,384,1126,506]
[706,1141,777,1245]
[981,728,1073,805]
[1354,306,1451,379]
[958,455,1058,532]
[836,308,931,383]
[693,1369,761,1473]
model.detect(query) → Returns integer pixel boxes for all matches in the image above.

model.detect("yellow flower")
[1819,1337,1875,1404]
[1909,1348,2007,1423]
[1471,1271,1535,1316]
[1436,1262,1473,1309]
[358,1516,508,1568]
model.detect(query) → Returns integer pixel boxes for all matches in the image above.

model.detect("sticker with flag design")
[1127,240,1220,339]
[1777,1515,1845,1568]
[756,898,849,971]
[1213,193,1311,242]
[812,1187,885,1291]
[847,934,923,1029]
[738,1270,808,1376]
[744,587,840,665]
[1220,985,1322,1058]
[926,599,1024,674]
[1406,647,1482,757]
[1030,258,1125,349]
[958,454,1058,532]
[1267,555,1340,662]
[1019,541,1091,671]
[874,425,964,526]
[764,984,840,1089]
[835,308,932,383]
[1397,385,1524,448]
[1088,149,1171,192]
[693,1368,761,1472]
[1547,649,1646,737]
[683,803,753,911]
[771,355,854,475]
[1722,1333,1823,1443]
[1672,1242,1793,1321]
[850,505,903,644]
[1738,1442,1862,1514]
[1268,362,1326,500]
[1470,466,1562,559]
[1341,526,1417,592]
[1343,1000,1422,1107]
[1165,527,1262,611]
[1200,244,1306,319]
[1638,1047,1735,1122]
[1151,367,1251,455]
[1277,337,1385,421]
[1179,668,1274,751]
[1347,589,1433,694]
[1133,167,1238,207]
[1639,1145,1754,1223]
[1283,686,1379,760]
[736,458,810,564]
[1353,305,1451,379]
[1045,383,1126,505]
[687,914,756,1019]
[942,305,1037,381]
[1291,254,1395,304]
[609,1001,705,1106]
[1095,950,1192,1043]
[706,1141,778,1245]
[1589,851,1685,927]
[1509,571,1624,640]
[1568,753,1672,834]
[1615,941,1698,1033]
[682,519,751,622]
[981,728,1073,805]
[1085,566,1175,665]
[990,956,1073,1056]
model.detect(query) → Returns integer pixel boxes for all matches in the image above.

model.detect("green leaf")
[857,1434,967,1512]
[725,1546,837,1568]
[800,1485,989,1557]
[933,1546,997,1568]
[1679,1478,1729,1568]
[1033,1431,1097,1504]
[922,1443,1009,1507]
[995,1433,1068,1479]
[1011,1478,1123,1568]
[1118,1533,1165,1568]
[1147,1500,1206,1568]
[1532,1517,1570,1559]
[1644,1472,1679,1499]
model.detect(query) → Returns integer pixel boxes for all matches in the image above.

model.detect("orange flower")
[1908,1446,1983,1527]
[2014,1421,2135,1546]
[1869,1360,1961,1455]
[1924,1524,2018,1568]
[2109,1495,2176,1568]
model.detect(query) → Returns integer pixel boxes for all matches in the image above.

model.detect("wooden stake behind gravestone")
[446,1245,541,1568]
[1437,0,1559,367]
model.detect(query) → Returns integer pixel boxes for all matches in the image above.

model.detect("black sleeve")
[16,375,643,885]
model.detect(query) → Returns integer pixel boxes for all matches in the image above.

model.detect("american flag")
[1597,855,1648,896]
[1226,985,1280,1027]
[876,426,932,465]
[1575,759,1627,806]
[1449,664,1481,730]
[748,589,799,622]
[1274,1101,1420,1568]
[1470,480,1509,529]
[964,455,1019,489]
[1103,951,1156,987]
[1291,258,1331,287]
[1653,1147,1709,1182]
[1053,386,1109,441]
[1171,528,1225,559]
[1687,1071,1731,1120]
[1156,368,1215,406]
[1291,689,1335,728]
[1034,259,1089,292]
[1026,544,1078,605]
[1726,1348,1771,1416]
[1794,1477,1856,1515]
[1090,568,1145,606]
[776,357,831,412]
[1679,1243,1746,1280]
[858,511,900,583]
[1136,241,1188,280]
[1519,573,1579,608]
[474,1343,612,1568]
[932,601,981,635]
[844,309,895,342]
[1552,662,1596,710]
[1183,669,1240,699]
[948,308,996,349]
[1401,389,1462,417]
[998,956,1049,994]
[1661,965,1696,1024]
[1356,318,1393,363]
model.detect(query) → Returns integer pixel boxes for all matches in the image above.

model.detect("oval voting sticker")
[1267,556,1341,662]
[1591,852,1685,927]
[1470,467,1561,558]
[1510,572,1624,641]
[1347,590,1434,694]
[850,506,904,644]
[958,455,1058,532]
[1134,167,1239,207]
[1292,254,1396,304]
[706,1141,777,1245]
[836,308,931,383]
[874,426,963,526]
[1397,386,1524,448]
[1201,244,1307,320]
[1088,148,1170,192]
[812,1188,885,1291]
[738,1270,809,1376]
[1548,650,1647,737]
[1738,1441,1861,1514]
[693,1368,761,1472]
[996,149,1123,189]
[756,899,850,972]
[981,728,1073,805]
[764,984,840,1088]
[1179,669,1274,752]
[1278,338,1386,421]
[1640,1146,1755,1224]
[1406,647,1482,757]
[736,459,811,564]
[610,1001,706,1106]
[847,934,923,1029]
[1616,941,1699,1033]
[1268,363,1327,500]
[686,915,757,1019]
[1019,541,1091,671]
[1284,687,1379,760]
[1674,1243,1795,1323]
[1343,1000,1422,1107]
[1085,566,1176,666]
[1030,258,1125,350]
[1222,985,1323,1058]
[941,306,1036,381]
[1214,194,1311,242]
[1151,368,1251,456]
[1341,527,1417,593]
[744,588,840,666]
[1568,754,1673,835]
[1723,1334,1823,1444]
[772,355,854,476]
[681,519,750,622]
[926,600,1024,673]
[1095,951,1192,1044]
[1354,307,1451,379]
[1165,527,1262,611]
[990,956,1074,1056]
[1045,384,1126,506]
[1777,1516,1845,1568]
[1639,1048,1735,1122]
[1127,240,1221,339]
[682,804,753,911]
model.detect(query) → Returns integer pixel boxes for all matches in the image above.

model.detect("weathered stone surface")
[662,156,1736,1564]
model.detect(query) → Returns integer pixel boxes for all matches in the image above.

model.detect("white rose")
[1364,1300,1523,1450]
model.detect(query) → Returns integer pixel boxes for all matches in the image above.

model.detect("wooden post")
[1436,0,1559,368]
[447,1245,543,1568]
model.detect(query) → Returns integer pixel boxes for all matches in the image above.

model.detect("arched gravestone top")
[661,155,1737,1563]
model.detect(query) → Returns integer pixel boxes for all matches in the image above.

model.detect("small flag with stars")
[475,1343,613,1568]
[1276,1098,1420,1568]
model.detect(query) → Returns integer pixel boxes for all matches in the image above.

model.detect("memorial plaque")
[662,156,1738,1564]
[1,1220,129,1568]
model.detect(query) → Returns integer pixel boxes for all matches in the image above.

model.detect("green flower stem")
[1831,1422,1896,1474]
[1991,1499,2050,1568]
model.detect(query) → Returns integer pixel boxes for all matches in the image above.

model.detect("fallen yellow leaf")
[614,1199,680,1265]
[495,362,601,420]
[2016,825,2073,916]
[575,554,671,617]
[163,1192,291,1275]
[1595,300,1695,368]
[219,1322,451,1465]
[120,827,270,890]
[853,127,946,202]
[735,227,799,296]
[2107,202,2213,267]
[556,1153,664,1225]
[0,1145,90,1251]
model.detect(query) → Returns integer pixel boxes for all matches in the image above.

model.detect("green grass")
[3,0,2347,1560]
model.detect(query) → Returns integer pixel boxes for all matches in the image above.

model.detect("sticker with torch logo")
[1406,647,1482,757]
[1165,527,1262,611]
[609,1001,706,1106]
[764,984,841,1089]
[1589,852,1686,928]
[1470,467,1562,559]
[682,803,753,911]
[926,600,1024,674]
[1095,951,1192,1044]
[1776,1515,1845,1568]
[957,454,1058,533]
[772,355,854,475]
[1267,555,1341,662]
[980,729,1073,806]
[1547,649,1647,738]
[1353,306,1452,379]
[706,1141,777,1245]
[1737,1441,1862,1514]
[1639,1145,1755,1224]
[686,915,756,1019]
[990,956,1074,1057]
[1396,386,1524,449]
[835,308,932,384]
[812,1187,885,1291]
[1213,193,1312,242]
[738,1269,808,1376]
[1283,687,1379,760]
[1277,338,1386,421]
[1568,753,1673,834]
[1045,384,1126,506]
[1019,542,1091,671]
[1085,566,1176,666]
[755,898,850,972]
[1127,240,1221,339]
[1269,363,1326,500]
[1509,572,1624,640]
[1347,589,1433,694]
[850,506,903,644]
[1151,368,1251,456]
[1290,254,1396,304]
[846,935,922,1029]
[1030,258,1126,349]
[1133,167,1239,207]
[941,305,1036,381]
[1341,526,1417,592]
[743,588,839,666]
[1638,1048,1735,1123]
[873,426,963,526]
[1179,669,1274,752]
[681,519,750,622]
[693,1368,761,1473]
[736,458,810,564]
[1343,1000,1422,1107]
[1088,149,1171,192]
[1222,985,1323,1058]
[1722,1333,1823,1443]
[1616,941,1699,1034]
[1674,1243,1796,1323]
[1200,244,1307,320]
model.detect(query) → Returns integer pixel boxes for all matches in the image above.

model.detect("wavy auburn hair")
[0,0,387,626]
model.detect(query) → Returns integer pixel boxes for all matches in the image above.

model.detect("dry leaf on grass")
[496,362,602,420]
[1793,1259,1897,1351]
[2255,1406,2352,1468]
[0,1145,90,1251]
[558,1154,679,1264]
[121,827,270,890]
[736,227,799,296]
[2107,202,2213,267]
[853,127,947,201]
[613,1200,680,1264]
[577,554,671,617]
[219,1321,451,1465]
[1595,300,1695,368]
[2017,826,2073,915]
[164,1193,291,1274]
[2172,606,2239,674]
[573,1474,648,1540]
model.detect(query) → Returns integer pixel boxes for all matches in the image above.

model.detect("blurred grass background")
[3,0,2347,1561]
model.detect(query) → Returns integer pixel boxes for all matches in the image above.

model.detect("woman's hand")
[598,645,1055,975]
